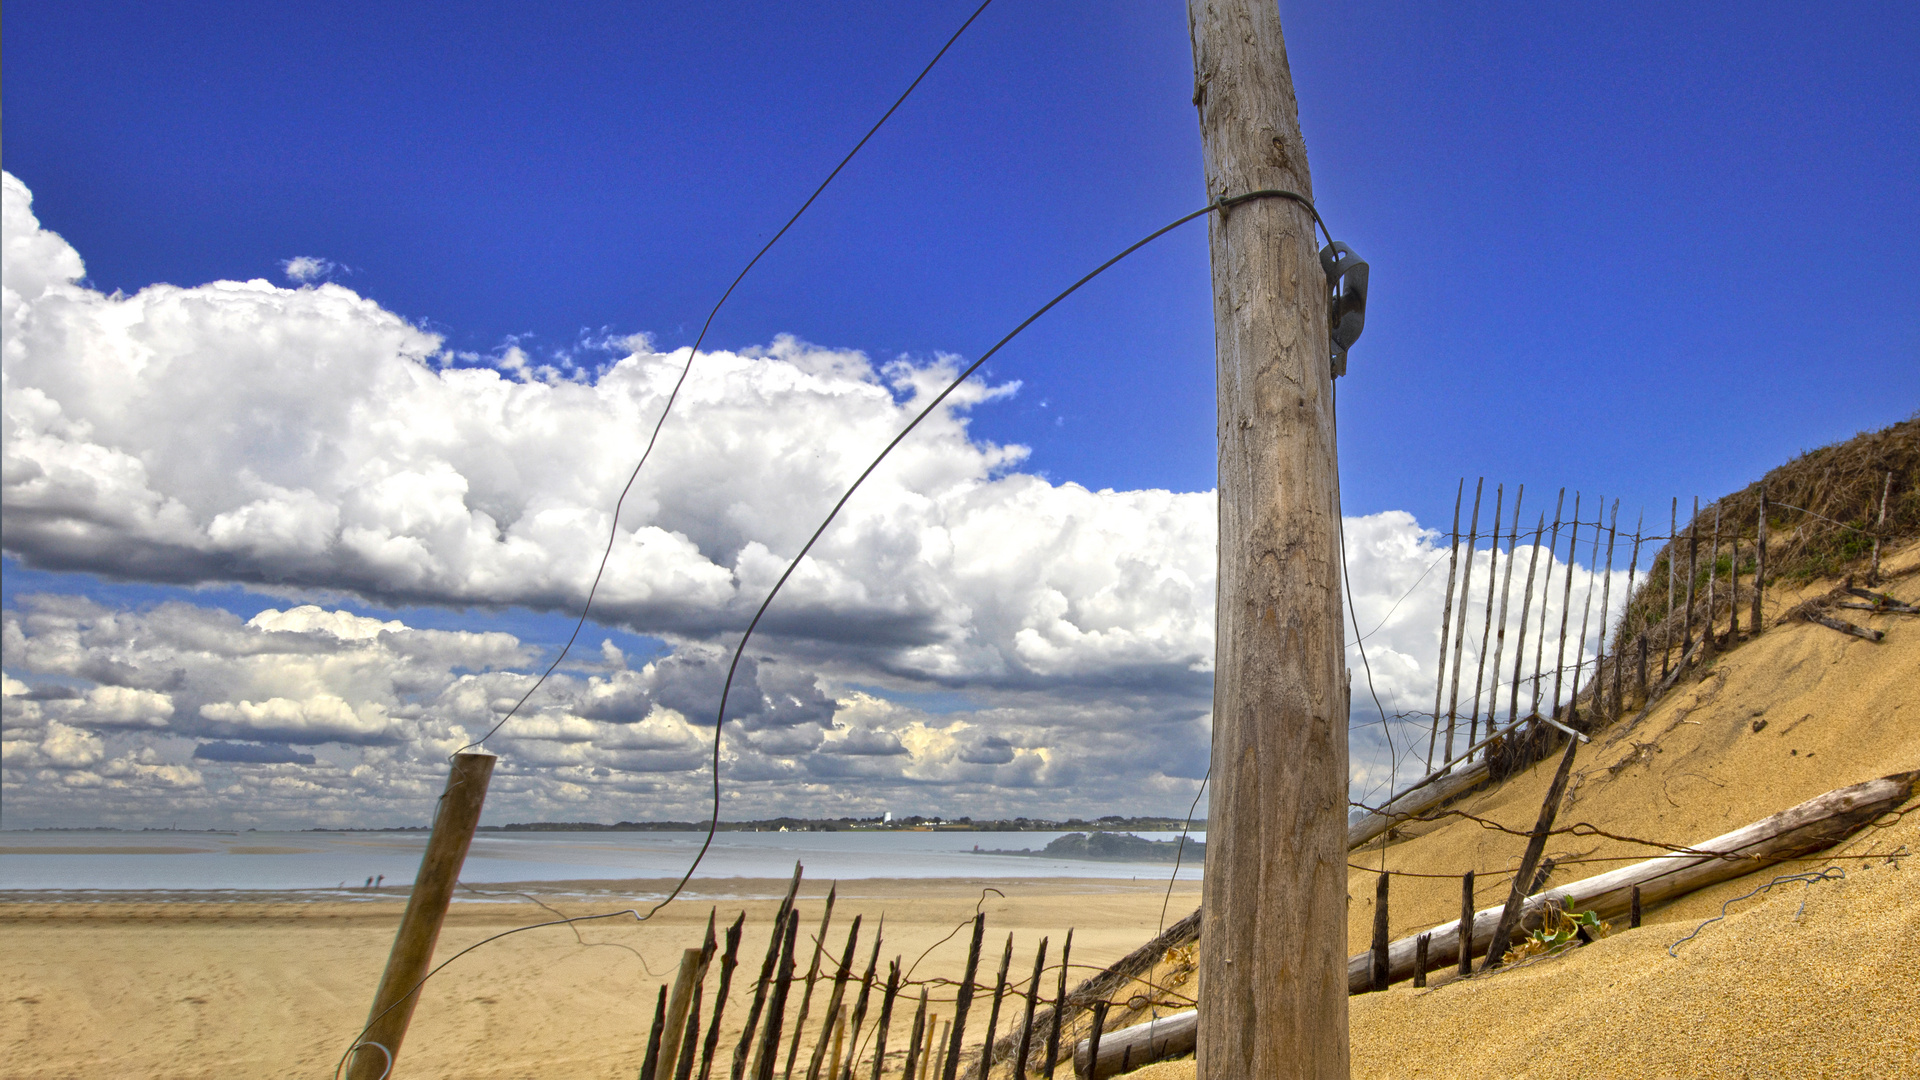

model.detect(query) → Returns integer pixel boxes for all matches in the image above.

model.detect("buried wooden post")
[1457,871,1475,977]
[1412,935,1430,988]
[1630,885,1642,929]
[1481,736,1582,973]
[1083,1001,1111,1080]
[347,751,495,1080]
[1188,0,1351,1072]
[1369,871,1391,992]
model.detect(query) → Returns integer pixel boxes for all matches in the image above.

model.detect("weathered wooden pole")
[1465,484,1504,751]
[1436,478,1459,764]
[1507,513,1546,721]
[347,751,495,1080]
[1456,871,1475,976]
[1752,490,1768,632]
[941,913,986,1080]
[1547,494,1583,721]
[699,914,748,1080]
[1445,479,1485,761]
[1188,0,1349,1072]
[1682,497,1699,657]
[785,888,841,1080]
[974,934,1014,1080]
[1429,481,1465,769]
[1044,930,1072,1074]
[1368,871,1391,992]
[1665,497,1678,679]
[1532,490,1567,711]
[1483,486,1523,742]
[1014,938,1047,1079]
[839,930,884,1080]
[1412,934,1430,988]
[868,960,902,1080]
[1870,471,1893,585]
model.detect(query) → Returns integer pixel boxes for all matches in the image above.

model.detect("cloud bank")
[2,173,1628,826]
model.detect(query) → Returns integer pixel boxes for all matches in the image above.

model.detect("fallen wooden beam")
[1800,610,1885,642]
[1843,584,1916,613]
[1071,1008,1196,1080]
[1344,770,1917,992]
[1348,759,1491,851]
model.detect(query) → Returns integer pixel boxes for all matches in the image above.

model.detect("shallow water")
[0,828,1205,893]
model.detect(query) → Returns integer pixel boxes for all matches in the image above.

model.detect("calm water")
[0,829,1206,894]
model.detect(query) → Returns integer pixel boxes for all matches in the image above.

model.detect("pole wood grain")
[1188,0,1348,1073]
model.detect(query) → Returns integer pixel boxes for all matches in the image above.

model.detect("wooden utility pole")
[348,752,496,1080]
[1188,1,1349,1076]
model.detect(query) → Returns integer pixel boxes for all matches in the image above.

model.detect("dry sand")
[1,876,1200,1079]
[3,548,1915,1078]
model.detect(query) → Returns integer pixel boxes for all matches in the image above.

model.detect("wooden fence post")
[1533,490,1567,715]
[839,931,884,1080]
[642,986,670,1080]
[1445,478,1486,761]
[1752,490,1767,632]
[1548,494,1583,722]
[1507,512,1548,723]
[1045,930,1072,1074]
[347,751,495,1080]
[1630,885,1642,929]
[902,990,929,1080]
[1457,871,1475,977]
[1481,733,1582,972]
[941,913,986,1080]
[659,944,709,1080]
[1682,497,1699,658]
[1413,934,1430,989]
[753,913,801,1080]
[1485,486,1524,739]
[1083,1001,1111,1080]
[1429,480,1465,769]
[699,914,748,1080]
[1870,471,1893,585]
[785,889,842,1080]
[868,960,902,1080]
[1014,938,1047,1079]
[1466,484,1507,751]
[974,934,1014,1080]
[1369,871,1391,991]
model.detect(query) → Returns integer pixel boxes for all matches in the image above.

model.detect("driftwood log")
[1343,770,1916,992]
[1071,1009,1197,1080]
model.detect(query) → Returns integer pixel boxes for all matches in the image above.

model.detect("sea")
[0,829,1205,897]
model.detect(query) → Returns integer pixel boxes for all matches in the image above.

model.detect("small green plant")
[1503,896,1609,965]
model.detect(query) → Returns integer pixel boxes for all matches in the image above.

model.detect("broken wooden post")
[840,930,884,1080]
[1083,1001,1110,1080]
[1429,480,1465,769]
[642,985,670,1080]
[940,914,985,1080]
[754,912,801,1080]
[1045,929,1072,1074]
[1592,502,1619,720]
[1618,517,1643,719]
[1630,885,1642,929]
[347,751,495,1080]
[1457,871,1475,977]
[659,943,709,1080]
[901,990,929,1080]
[1370,870,1391,991]
[804,917,865,1080]
[678,980,707,1080]
[1413,935,1430,988]
[974,934,1014,1080]
[1706,503,1722,644]
[785,888,841,1080]
[1664,497,1677,680]
[1014,937,1047,1079]
[1480,735,1581,972]
[700,914,747,1080]
[867,960,902,1080]
[735,867,805,1080]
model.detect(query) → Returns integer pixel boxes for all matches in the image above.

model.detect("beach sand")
[1,876,1200,1079]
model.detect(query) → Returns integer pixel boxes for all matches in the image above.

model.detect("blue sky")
[2,1,1914,826]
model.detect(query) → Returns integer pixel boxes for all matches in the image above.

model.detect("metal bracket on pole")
[1320,241,1368,378]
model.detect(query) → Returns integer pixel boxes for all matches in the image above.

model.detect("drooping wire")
[1332,384,1401,866]
[338,191,1339,1070]
[454,0,997,758]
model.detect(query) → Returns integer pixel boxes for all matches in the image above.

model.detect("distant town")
[472,813,1204,834]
